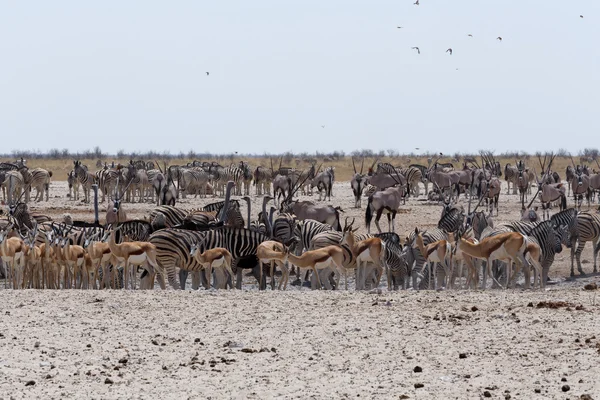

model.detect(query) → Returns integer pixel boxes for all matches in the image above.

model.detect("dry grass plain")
[2,164,600,399]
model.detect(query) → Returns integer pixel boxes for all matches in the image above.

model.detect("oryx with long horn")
[350,157,367,208]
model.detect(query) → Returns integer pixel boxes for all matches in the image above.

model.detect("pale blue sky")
[1,1,598,155]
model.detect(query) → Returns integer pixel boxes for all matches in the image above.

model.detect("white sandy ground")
[1,290,600,399]
[1,180,600,399]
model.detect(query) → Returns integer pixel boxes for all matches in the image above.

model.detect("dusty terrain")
[2,179,600,399]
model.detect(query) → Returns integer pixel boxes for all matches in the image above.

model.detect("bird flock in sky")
[405,1,584,56]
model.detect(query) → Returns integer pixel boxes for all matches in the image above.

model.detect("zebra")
[566,165,574,196]
[203,199,241,216]
[409,164,430,195]
[223,165,244,196]
[311,167,335,201]
[504,163,519,195]
[73,161,95,203]
[149,206,188,228]
[28,168,52,202]
[562,210,600,276]
[98,168,122,203]
[405,228,450,289]
[437,205,465,234]
[253,166,272,196]
[1,170,24,203]
[179,168,210,199]
[271,213,296,246]
[67,170,79,201]
[238,161,253,196]
[375,232,410,290]
[149,228,209,289]
[185,227,271,289]
[501,220,565,286]
[399,166,423,197]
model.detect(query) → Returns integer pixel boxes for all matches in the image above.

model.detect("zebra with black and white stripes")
[1,170,24,203]
[399,166,423,197]
[238,161,253,196]
[179,168,210,199]
[501,219,566,285]
[406,228,451,290]
[253,166,272,196]
[504,163,519,195]
[409,164,430,195]
[73,161,96,203]
[555,209,600,276]
[437,205,465,234]
[28,168,53,202]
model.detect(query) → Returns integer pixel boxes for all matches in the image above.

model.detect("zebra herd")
[1,153,600,292]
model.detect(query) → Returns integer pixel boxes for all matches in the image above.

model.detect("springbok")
[255,240,289,290]
[189,243,234,290]
[83,231,113,289]
[283,245,345,290]
[59,235,87,289]
[456,231,543,289]
[340,218,386,290]
[0,224,25,289]
[413,228,452,290]
[107,227,164,290]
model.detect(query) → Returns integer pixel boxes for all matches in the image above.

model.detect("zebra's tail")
[560,193,567,210]
[48,170,53,178]
[365,195,374,229]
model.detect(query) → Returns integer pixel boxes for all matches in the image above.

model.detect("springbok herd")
[1,152,599,292]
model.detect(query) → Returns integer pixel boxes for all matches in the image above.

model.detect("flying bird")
[580,15,584,18]
[467,34,473,37]
[446,48,453,55]
[397,26,403,29]
[414,0,419,5]
[497,37,502,41]
[206,72,210,76]
[415,148,420,150]
[412,47,420,54]
[321,125,325,128]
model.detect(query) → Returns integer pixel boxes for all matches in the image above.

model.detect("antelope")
[448,232,479,289]
[38,228,56,289]
[570,156,590,208]
[59,235,87,289]
[22,228,42,288]
[107,228,164,290]
[340,218,386,291]
[350,157,367,208]
[456,231,543,290]
[189,243,234,290]
[83,231,113,289]
[283,245,345,290]
[365,185,405,233]
[255,240,289,290]
[0,224,25,289]
[531,153,567,219]
[413,228,452,290]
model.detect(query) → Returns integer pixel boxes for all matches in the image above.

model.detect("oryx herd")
[1,151,599,292]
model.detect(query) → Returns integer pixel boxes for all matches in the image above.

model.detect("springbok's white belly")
[314,258,333,270]
[210,256,226,268]
[357,250,374,264]
[128,254,148,265]
[489,247,511,261]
